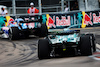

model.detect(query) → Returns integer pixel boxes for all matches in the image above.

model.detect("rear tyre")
[38,39,50,59]
[86,34,96,52]
[80,35,93,56]
[9,27,20,40]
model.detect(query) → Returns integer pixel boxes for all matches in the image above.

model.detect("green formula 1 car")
[38,28,96,59]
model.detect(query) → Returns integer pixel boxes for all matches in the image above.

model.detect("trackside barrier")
[44,10,100,29]
[1,10,100,29]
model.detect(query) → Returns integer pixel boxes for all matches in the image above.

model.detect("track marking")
[89,43,100,60]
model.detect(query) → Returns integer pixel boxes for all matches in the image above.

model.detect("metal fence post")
[68,0,70,11]
[38,0,42,15]
[85,0,88,10]
[61,0,64,13]
[12,0,16,16]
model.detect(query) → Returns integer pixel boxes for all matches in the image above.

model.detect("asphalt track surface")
[0,27,100,67]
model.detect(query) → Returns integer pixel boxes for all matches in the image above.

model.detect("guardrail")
[8,6,63,15]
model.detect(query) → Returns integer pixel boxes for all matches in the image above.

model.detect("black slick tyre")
[80,35,93,56]
[86,34,96,52]
[9,27,20,40]
[38,39,50,59]
[39,24,48,37]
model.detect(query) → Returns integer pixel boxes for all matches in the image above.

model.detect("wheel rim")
[9,28,12,40]
[9,32,12,40]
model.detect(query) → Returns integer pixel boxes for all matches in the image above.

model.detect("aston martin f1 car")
[1,16,48,40]
[38,28,96,59]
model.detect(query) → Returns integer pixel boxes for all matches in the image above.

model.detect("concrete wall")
[88,0,99,10]
[78,0,99,11]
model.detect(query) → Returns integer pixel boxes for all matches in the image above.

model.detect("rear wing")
[48,30,80,35]
[20,19,42,23]
[19,15,42,23]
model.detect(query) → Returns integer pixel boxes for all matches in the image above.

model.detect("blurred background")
[0,0,100,16]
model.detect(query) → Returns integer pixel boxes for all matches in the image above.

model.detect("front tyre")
[39,24,48,37]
